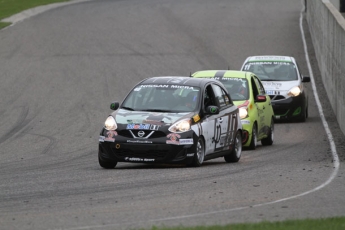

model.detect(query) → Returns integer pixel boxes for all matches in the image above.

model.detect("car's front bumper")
[99,129,196,164]
[240,120,252,146]
[270,94,306,120]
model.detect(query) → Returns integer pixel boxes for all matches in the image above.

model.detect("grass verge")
[0,0,69,29]
[147,217,345,230]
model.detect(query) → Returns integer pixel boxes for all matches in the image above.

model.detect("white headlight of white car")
[168,119,191,133]
[287,86,301,97]
[105,116,117,131]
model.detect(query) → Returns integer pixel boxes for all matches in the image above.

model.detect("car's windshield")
[242,61,298,81]
[122,84,201,112]
[220,78,249,101]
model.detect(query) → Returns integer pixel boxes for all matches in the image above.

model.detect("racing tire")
[189,137,205,167]
[224,131,242,163]
[248,123,257,150]
[298,108,307,122]
[98,151,117,169]
[298,103,308,122]
[261,118,274,146]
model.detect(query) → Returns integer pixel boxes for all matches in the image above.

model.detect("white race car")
[241,55,310,122]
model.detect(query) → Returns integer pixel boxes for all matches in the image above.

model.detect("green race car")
[192,70,274,150]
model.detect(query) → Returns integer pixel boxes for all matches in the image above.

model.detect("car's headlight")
[239,107,248,119]
[104,116,117,131]
[288,86,301,97]
[168,119,191,133]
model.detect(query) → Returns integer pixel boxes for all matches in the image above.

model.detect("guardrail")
[306,0,345,135]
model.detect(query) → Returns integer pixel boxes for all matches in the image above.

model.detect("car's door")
[252,75,271,138]
[201,84,218,155]
[249,76,265,137]
[210,84,238,153]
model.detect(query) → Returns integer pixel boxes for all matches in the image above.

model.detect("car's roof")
[192,70,251,79]
[139,76,222,87]
[244,55,296,63]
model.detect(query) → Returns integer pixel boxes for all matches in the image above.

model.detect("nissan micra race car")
[98,76,243,168]
[241,56,310,121]
[192,70,274,150]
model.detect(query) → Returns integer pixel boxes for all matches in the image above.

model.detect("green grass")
[0,0,69,29]
[147,217,345,230]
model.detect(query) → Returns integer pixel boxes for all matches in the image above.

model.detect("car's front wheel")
[248,123,257,150]
[224,131,242,163]
[261,118,274,146]
[98,151,117,169]
[189,137,205,167]
[299,105,308,122]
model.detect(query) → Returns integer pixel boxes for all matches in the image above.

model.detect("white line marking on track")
[60,1,340,229]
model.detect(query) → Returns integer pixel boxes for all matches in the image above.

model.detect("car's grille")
[117,130,167,139]
[114,148,170,159]
[269,95,286,101]
[273,108,289,116]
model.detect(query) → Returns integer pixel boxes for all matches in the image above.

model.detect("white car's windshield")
[243,61,298,81]
[122,84,201,112]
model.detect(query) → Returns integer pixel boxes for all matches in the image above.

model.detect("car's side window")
[250,77,259,99]
[204,85,215,108]
[253,76,265,95]
[211,84,231,109]
[221,87,232,106]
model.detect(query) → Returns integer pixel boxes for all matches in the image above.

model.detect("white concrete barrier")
[307,0,345,135]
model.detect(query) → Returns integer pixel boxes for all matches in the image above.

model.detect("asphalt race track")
[0,0,344,230]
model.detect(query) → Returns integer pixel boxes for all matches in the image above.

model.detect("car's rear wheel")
[261,118,274,146]
[189,137,205,167]
[224,131,242,163]
[98,151,117,169]
[248,123,257,150]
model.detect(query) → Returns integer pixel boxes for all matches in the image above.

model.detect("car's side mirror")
[205,105,219,115]
[255,95,267,103]
[302,75,311,82]
[110,102,120,110]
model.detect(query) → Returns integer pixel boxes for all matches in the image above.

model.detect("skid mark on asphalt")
[0,106,30,145]
[29,133,57,156]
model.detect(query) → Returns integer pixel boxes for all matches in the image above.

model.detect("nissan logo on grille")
[137,131,145,137]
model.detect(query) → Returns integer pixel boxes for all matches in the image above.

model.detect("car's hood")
[112,109,192,126]
[261,80,300,91]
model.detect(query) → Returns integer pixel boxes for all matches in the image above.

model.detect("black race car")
[98,76,243,168]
